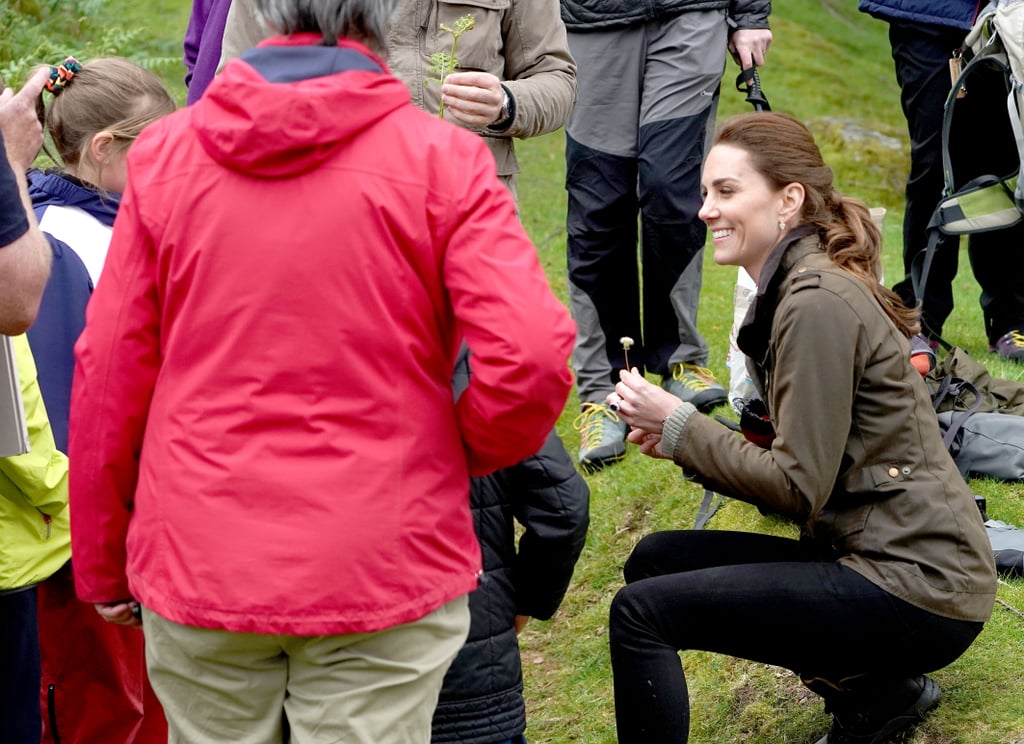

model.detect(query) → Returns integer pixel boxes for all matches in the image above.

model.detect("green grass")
[4,0,1022,741]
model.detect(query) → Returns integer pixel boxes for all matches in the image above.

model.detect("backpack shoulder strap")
[931,374,984,451]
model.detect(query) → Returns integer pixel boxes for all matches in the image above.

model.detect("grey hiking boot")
[991,329,1024,362]
[661,363,727,413]
[814,675,941,744]
[573,402,628,473]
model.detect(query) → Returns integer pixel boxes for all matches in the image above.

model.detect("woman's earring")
[778,218,786,232]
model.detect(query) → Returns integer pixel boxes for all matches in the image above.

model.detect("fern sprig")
[424,14,475,119]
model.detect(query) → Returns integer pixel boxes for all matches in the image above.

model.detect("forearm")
[513,526,588,618]
[498,0,577,138]
[0,162,51,334]
[501,70,577,138]
[449,174,575,472]
[510,432,589,619]
[670,412,805,515]
[660,401,697,456]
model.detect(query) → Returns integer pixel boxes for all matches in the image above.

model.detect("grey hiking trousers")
[566,11,726,403]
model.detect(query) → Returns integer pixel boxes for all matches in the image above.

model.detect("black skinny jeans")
[609,530,983,744]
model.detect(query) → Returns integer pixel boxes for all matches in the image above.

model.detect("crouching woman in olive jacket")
[605,112,996,744]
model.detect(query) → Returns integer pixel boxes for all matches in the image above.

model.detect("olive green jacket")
[672,231,996,622]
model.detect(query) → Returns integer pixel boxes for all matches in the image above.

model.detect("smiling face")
[699,143,803,283]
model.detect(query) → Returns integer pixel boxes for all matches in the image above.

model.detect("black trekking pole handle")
[736,65,771,112]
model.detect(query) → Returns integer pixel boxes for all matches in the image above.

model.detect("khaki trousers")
[142,595,469,744]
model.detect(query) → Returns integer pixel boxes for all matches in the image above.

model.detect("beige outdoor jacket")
[671,232,997,623]
[388,0,576,182]
[220,0,577,187]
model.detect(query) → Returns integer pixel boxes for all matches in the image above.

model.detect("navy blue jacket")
[858,0,980,31]
[25,170,118,452]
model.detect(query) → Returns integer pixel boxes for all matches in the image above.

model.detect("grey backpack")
[986,519,1024,578]
[936,408,1024,481]
[927,348,1024,481]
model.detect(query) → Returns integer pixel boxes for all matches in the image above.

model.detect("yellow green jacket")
[0,334,70,591]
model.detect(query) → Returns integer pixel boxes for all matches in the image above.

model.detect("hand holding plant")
[425,14,475,119]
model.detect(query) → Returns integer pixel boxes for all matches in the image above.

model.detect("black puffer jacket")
[560,0,771,31]
[430,429,590,743]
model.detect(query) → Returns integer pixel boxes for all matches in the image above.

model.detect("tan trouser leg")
[143,595,470,744]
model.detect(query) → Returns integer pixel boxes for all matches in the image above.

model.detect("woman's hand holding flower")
[606,368,684,459]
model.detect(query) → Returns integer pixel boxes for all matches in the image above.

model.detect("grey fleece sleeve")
[661,401,697,459]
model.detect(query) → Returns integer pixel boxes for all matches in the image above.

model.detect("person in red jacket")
[67,0,575,741]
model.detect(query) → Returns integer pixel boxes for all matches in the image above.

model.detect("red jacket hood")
[192,36,409,178]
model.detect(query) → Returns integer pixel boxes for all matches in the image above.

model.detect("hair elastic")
[46,57,82,94]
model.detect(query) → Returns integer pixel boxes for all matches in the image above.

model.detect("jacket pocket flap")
[844,461,907,491]
[816,502,873,545]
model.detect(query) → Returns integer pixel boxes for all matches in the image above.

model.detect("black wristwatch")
[487,84,516,132]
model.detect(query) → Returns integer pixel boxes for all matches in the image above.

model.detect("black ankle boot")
[813,675,941,744]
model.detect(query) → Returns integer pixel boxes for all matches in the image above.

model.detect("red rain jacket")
[68,36,574,636]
